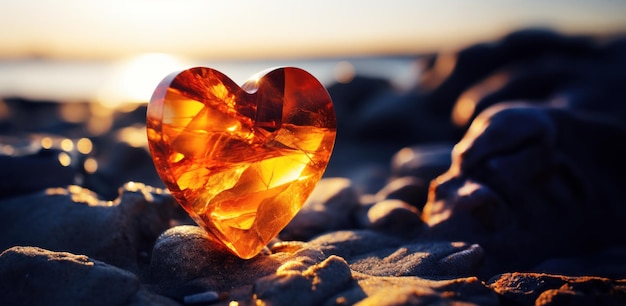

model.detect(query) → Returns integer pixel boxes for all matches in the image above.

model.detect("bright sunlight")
[95,53,191,108]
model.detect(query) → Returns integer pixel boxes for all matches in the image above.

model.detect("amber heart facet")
[146,67,336,259]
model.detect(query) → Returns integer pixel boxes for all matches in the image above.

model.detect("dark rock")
[364,199,423,237]
[308,230,484,279]
[0,146,77,199]
[351,274,499,306]
[150,225,490,304]
[0,182,180,270]
[323,75,400,179]
[326,75,392,114]
[533,246,626,279]
[390,144,452,184]
[0,246,178,306]
[422,104,626,274]
[85,141,163,200]
[422,28,599,116]
[149,225,235,286]
[488,272,626,306]
[453,58,574,127]
[308,230,403,260]
[351,90,455,145]
[326,75,392,143]
[280,178,360,241]
[452,36,626,128]
[414,28,626,134]
[149,226,320,295]
[342,164,389,195]
[0,97,70,134]
[354,195,376,228]
[375,176,428,209]
[148,225,284,291]
[253,255,353,306]
[348,240,484,279]
[149,225,345,303]
[110,105,149,131]
[182,291,219,304]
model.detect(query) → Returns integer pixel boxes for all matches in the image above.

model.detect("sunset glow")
[96,53,191,107]
[1,1,625,104]
[1,1,625,60]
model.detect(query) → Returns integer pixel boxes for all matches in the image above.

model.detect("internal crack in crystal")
[147,67,336,259]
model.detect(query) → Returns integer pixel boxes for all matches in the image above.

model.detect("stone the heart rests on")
[146,67,336,259]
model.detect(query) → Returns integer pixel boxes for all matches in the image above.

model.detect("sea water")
[0,56,421,104]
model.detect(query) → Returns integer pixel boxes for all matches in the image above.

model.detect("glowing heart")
[146,67,336,259]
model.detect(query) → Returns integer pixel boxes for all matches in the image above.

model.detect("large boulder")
[0,182,182,270]
[422,104,626,274]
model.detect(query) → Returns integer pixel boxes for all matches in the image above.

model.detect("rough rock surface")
[421,104,626,275]
[0,146,76,199]
[0,246,178,306]
[0,182,183,270]
[488,272,626,306]
[148,226,493,305]
[280,178,360,241]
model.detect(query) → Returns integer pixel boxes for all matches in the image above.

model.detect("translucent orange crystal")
[146,67,336,259]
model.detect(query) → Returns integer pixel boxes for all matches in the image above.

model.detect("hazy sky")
[2,0,626,60]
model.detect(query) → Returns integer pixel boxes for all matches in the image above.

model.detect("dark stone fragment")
[376,176,428,210]
[422,28,599,116]
[280,178,360,241]
[488,272,626,306]
[0,183,179,271]
[0,246,178,306]
[390,144,452,184]
[422,105,626,275]
[365,199,423,237]
[0,148,76,199]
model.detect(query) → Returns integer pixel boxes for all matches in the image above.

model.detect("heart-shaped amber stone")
[146,67,336,259]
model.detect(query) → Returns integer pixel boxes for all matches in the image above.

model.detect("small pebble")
[366,199,423,237]
[183,291,220,304]
[375,176,427,209]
